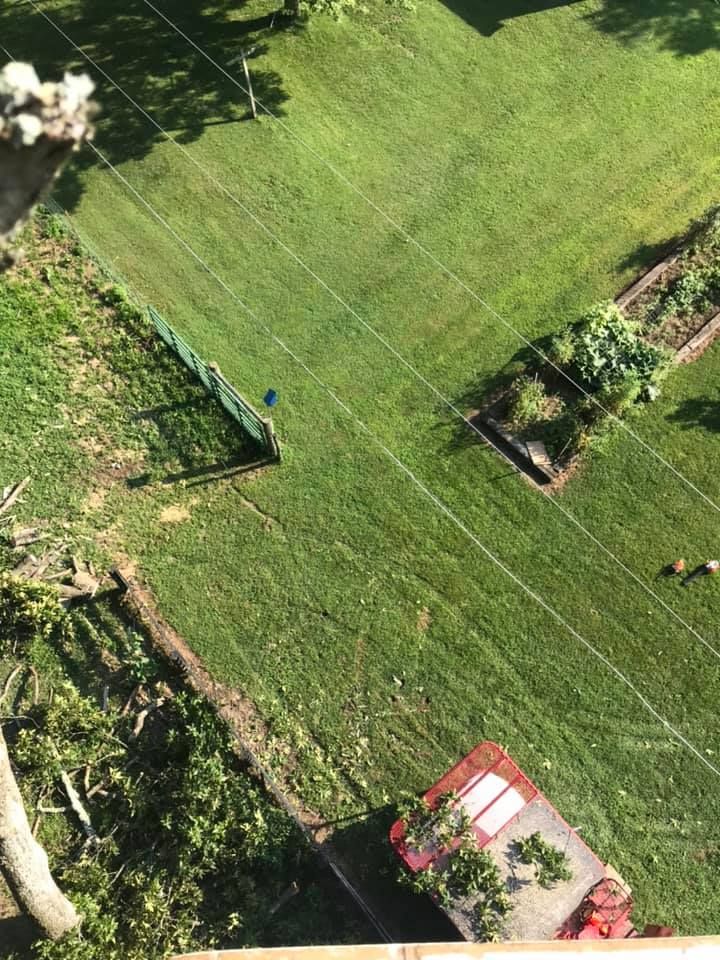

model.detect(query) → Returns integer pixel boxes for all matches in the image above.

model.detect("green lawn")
[4,0,720,935]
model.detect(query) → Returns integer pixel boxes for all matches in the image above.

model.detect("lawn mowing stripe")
[77,137,720,784]
[22,2,720,672]
[136,0,720,518]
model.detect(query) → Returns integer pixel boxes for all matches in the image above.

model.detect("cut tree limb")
[0,477,30,516]
[10,527,41,548]
[129,698,164,741]
[268,880,300,916]
[58,767,97,844]
[0,666,23,707]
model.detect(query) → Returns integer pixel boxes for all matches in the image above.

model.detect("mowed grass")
[4,0,720,934]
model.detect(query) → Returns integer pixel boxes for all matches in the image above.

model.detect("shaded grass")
[3,0,720,936]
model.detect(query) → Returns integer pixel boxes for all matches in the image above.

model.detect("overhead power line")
[139,0,720,516]
[21,0,720,668]
[84,135,720,783]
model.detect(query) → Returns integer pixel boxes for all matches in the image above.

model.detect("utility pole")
[230,46,258,120]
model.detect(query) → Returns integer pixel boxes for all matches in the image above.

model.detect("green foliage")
[397,794,510,939]
[398,790,470,852]
[595,372,643,416]
[13,681,116,777]
[13,683,347,960]
[290,0,357,18]
[118,628,156,685]
[571,302,668,391]
[399,838,510,939]
[508,376,547,428]
[37,211,70,243]
[550,329,576,367]
[516,832,572,888]
[693,204,720,254]
[540,409,585,462]
[659,269,711,320]
[0,574,69,657]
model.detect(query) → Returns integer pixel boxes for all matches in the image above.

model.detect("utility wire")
[138,0,720,515]
[7,19,719,778]
[21,0,720,666]
[82,136,720,782]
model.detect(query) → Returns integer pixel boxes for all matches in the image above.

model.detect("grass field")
[3,0,720,936]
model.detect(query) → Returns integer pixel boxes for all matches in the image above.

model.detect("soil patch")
[417,606,432,632]
[158,504,191,524]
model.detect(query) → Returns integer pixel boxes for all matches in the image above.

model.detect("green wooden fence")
[148,307,279,460]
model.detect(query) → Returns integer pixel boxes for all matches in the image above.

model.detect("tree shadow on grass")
[588,0,720,57]
[0,0,296,212]
[440,0,720,57]
[331,804,462,943]
[616,233,683,275]
[439,0,582,37]
[83,302,271,487]
[666,397,720,434]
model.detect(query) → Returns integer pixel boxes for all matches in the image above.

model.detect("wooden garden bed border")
[615,249,682,310]
[674,307,720,364]
[615,244,720,364]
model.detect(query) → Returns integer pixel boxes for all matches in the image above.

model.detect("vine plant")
[396,791,511,942]
[516,831,573,888]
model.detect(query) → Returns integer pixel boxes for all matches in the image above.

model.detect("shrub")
[572,302,667,391]
[509,376,547,428]
[542,410,584,462]
[0,574,68,656]
[549,329,575,367]
[596,372,643,416]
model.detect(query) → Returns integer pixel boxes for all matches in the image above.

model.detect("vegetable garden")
[478,207,720,484]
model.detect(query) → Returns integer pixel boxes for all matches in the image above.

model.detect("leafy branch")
[516,832,572,888]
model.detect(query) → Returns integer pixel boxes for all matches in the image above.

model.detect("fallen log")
[34,542,67,579]
[57,584,85,601]
[71,569,99,597]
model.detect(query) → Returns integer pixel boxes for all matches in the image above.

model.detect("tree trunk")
[0,724,80,940]
[0,61,94,271]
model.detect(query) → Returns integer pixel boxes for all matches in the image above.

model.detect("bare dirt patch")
[159,504,191,524]
[239,496,276,531]
[417,606,432,632]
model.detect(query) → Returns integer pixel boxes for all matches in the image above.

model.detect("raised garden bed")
[617,212,720,358]
[474,206,720,487]
[475,376,585,487]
